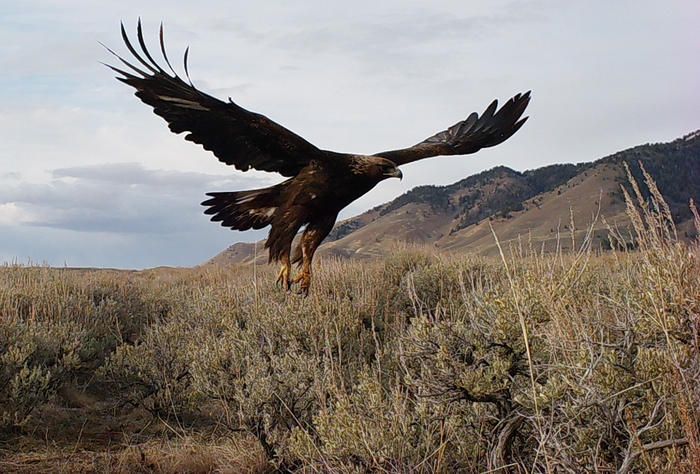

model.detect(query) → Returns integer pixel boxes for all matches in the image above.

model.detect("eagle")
[105,21,530,295]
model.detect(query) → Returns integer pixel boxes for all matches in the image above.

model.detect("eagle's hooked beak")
[385,168,403,181]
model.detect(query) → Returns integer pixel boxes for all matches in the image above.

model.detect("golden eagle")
[105,22,530,295]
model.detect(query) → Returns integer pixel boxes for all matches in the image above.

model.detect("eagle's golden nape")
[107,21,530,295]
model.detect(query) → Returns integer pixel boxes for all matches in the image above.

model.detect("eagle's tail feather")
[201,185,282,231]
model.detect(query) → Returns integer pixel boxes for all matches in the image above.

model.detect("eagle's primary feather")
[107,21,530,295]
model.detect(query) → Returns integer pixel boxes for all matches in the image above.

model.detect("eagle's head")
[353,156,403,182]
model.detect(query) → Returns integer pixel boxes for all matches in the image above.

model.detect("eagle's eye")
[382,165,403,180]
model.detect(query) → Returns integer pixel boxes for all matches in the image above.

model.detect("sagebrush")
[0,171,699,474]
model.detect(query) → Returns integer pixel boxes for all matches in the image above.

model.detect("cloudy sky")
[1,1,699,268]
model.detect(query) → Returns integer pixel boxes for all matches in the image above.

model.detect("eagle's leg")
[276,253,292,291]
[292,258,312,296]
[292,217,335,296]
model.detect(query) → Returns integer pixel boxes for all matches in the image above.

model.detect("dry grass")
[1,168,699,473]
[0,436,267,474]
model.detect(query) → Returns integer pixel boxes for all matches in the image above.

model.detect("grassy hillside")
[211,131,700,267]
[1,174,700,473]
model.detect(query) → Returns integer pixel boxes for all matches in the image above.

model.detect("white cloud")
[0,162,272,234]
[0,203,37,226]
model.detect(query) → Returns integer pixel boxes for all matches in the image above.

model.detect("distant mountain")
[205,131,700,266]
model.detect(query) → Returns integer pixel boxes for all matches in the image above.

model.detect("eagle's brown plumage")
[106,21,531,295]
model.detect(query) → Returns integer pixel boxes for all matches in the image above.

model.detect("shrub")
[2,169,699,474]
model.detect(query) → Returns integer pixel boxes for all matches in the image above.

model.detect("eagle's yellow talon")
[276,264,291,291]
[292,271,311,297]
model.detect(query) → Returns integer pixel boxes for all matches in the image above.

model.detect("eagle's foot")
[276,264,292,291]
[292,271,311,297]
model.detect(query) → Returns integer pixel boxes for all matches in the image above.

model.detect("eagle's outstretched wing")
[375,92,530,166]
[103,21,325,177]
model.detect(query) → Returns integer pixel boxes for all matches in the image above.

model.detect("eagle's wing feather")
[375,91,530,166]
[104,21,325,177]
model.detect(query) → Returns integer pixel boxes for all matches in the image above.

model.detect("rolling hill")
[205,131,700,265]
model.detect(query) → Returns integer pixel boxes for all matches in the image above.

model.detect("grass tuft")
[1,171,699,473]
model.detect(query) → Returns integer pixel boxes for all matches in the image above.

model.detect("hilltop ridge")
[206,131,700,265]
